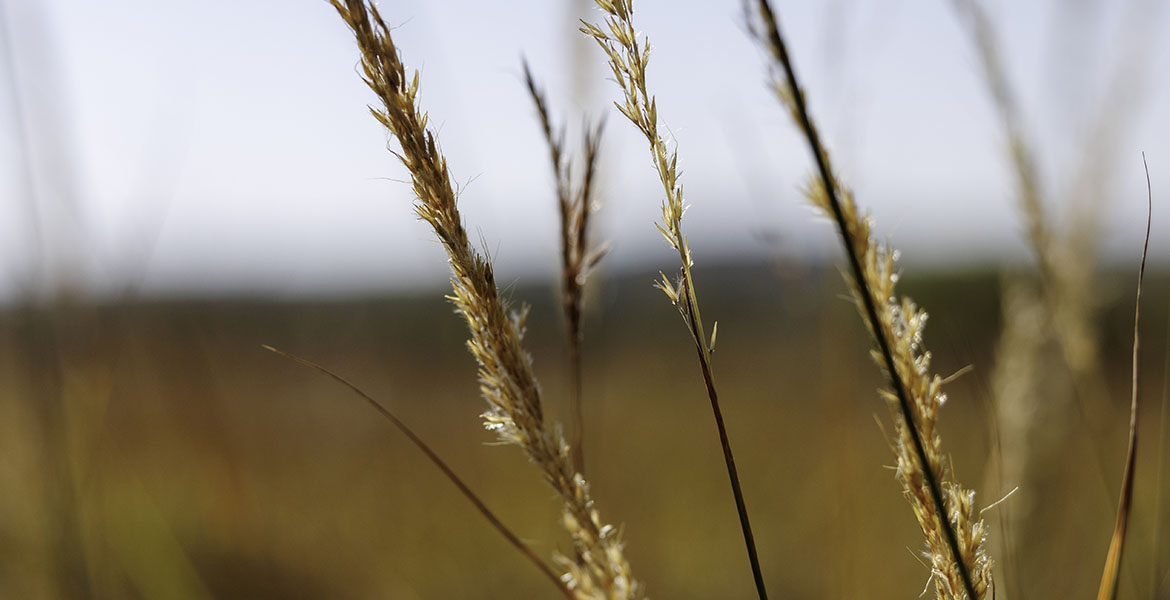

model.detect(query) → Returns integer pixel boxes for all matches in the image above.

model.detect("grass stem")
[262,345,575,599]
[1095,155,1152,600]
[583,3,770,596]
[522,61,605,478]
[751,1,984,597]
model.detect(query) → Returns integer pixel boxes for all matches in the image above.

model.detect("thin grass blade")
[1096,155,1153,600]
[261,345,574,599]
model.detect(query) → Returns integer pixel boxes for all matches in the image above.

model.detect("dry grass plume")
[583,1,770,597]
[748,1,994,597]
[329,2,640,597]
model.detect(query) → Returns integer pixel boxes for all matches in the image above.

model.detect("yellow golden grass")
[950,2,1159,596]
[328,2,639,598]
[582,2,769,598]
[945,1,1157,595]
[747,1,991,597]
[322,1,1160,598]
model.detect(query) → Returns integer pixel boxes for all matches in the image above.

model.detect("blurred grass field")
[0,260,1166,598]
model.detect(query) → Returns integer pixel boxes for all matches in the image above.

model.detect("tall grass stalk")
[582,2,769,598]
[522,61,607,478]
[329,2,640,597]
[749,2,992,597]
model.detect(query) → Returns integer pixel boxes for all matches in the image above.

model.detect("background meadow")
[1,0,1170,597]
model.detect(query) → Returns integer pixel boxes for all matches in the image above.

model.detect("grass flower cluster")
[329,2,639,597]
[320,0,1158,598]
[747,2,992,597]
[582,2,769,598]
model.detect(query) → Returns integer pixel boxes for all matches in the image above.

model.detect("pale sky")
[1,0,1167,300]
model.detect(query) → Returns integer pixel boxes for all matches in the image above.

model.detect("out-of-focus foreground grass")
[0,262,1165,598]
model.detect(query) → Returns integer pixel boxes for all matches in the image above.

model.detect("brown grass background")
[0,260,1166,598]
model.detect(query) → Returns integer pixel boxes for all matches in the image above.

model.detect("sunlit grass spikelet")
[583,2,770,598]
[805,176,993,600]
[748,1,993,597]
[329,2,640,597]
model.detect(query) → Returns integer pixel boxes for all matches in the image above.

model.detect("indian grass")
[522,61,607,478]
[582,2,769,598]
[328,2,640,597]
[317,1,1169,597]
[748,1,992,597]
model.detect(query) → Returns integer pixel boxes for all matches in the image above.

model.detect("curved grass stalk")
[1095,155,1153,600]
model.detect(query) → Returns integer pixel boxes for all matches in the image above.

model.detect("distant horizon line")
[4,250,1162,307]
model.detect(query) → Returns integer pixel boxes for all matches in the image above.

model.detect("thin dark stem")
[585,8,767,595]
[568,119,604,477]
[752,2,979,598]
[566,329,585,476]
[263,345,575,600]
[680,286,769,600]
